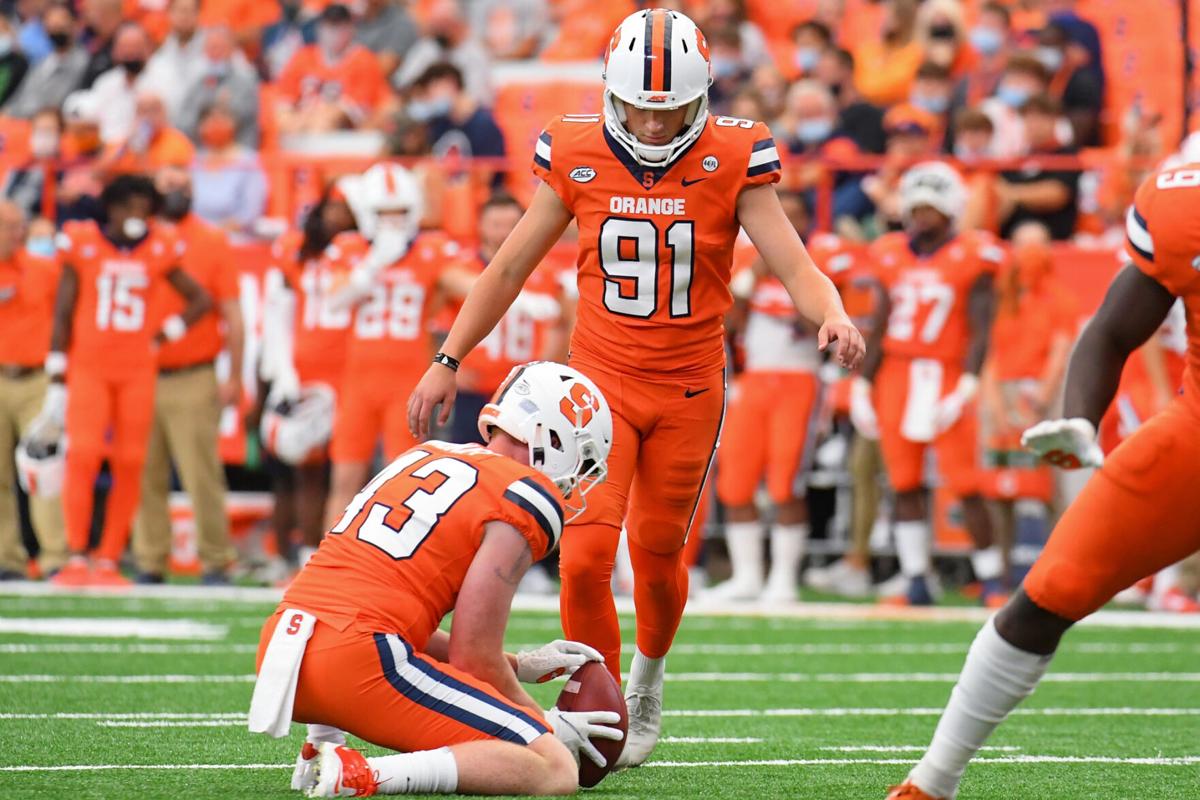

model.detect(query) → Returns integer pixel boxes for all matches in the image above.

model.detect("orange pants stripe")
[258,612,548,750]
[1024,400,1200,620]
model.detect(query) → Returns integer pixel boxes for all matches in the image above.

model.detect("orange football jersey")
[59,220,183,371]
[458,256,565,395]
[532,113,782,381]
[281,441,564,648]
[330,231,460,374]
[155,214,239,369]
[273,229,351,386]
[870,230,1006,365]
[1125,167,1200,418]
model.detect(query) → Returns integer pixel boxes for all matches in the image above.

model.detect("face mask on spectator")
[317,24,353,55]
[794,47,820,72]
[120,59,146,76]
[48,30,72,50]
[0,35,13,56]
[199,115,236,148]
[162,190,192,221]
[996,83,1031,109]
[928,24,957,41]
[953,141,989,161]
[123,217,148,240]
[969,26,1003,56]
[205,58,230,79]
[1036,46,1064,73]
[911,93,948,115]
[407,97,452,121]
[711,56,739,80]
[26,236,56,258]
[31,131,59,159]
[795,118,834,145]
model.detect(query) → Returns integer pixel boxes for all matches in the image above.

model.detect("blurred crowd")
[0,0,1193,606]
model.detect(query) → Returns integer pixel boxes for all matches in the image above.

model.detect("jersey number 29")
[330,450,478,560]
[599,217,695,319]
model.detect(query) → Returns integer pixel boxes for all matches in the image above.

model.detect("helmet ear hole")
[548,430,564,452]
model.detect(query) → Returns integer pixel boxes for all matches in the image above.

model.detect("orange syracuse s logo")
[559,383,600,428]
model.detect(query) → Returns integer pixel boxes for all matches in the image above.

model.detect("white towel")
[248,609,316,738]
[901,359,943,443]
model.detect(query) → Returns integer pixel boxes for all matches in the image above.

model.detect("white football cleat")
[308,742,378,797]
[616,678,663,768]
[292,742,320,792]
[760,570,798,603]
[804,558,872,599]
[699,576,763,603]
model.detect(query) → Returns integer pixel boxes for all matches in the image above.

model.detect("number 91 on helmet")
[478,362,614,523]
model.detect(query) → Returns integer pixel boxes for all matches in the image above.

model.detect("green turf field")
[2,587,1199,799]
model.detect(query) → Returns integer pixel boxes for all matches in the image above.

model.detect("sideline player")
[250,362,621,797]
[408,8,864,766]
[885,165,1200,800]
[45,175,212,586]
[708,192,850,602]
[855,163,1006,607]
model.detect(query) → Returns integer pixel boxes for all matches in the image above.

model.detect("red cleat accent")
[1152,587,1200,614]
[333,745,378,797]
[886,781,945,800]
[88,563,131,588]
[982,590,1010,609]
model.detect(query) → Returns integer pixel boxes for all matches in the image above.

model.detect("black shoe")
[134,572,165,585]
[0,568,25,581]
[200,571,230,586]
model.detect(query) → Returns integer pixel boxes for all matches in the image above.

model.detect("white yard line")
[0,643,257,655]
[4,670,1199,684]
[0,712,247,720]
[819,745,1021,753]
[664,707,1200,718]
[5,755,1200,773]
[96,720,247,728]
[6,581,1200,630]
[659,737,764,744]
[0,618,227,640]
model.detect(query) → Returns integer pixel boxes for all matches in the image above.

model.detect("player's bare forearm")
[1062,265,1176,425]
[441,184,572,359]
[860,280,890,383]
[220,298,244,382]
[48,263,78,364]
[167,268,214,326]
[965,274,995,376]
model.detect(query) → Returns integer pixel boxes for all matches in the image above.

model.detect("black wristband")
[432,352,461,371]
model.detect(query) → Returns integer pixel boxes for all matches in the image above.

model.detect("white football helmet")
[260,384,336,466]
[602,8,712,167]
[478,362,613,522]
[16,414,65,498]
[348,162,424,243]
[899,161,967,224]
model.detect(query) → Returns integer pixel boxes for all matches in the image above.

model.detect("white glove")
[515,639,603,684]
[365,226,412,271]
[544,707,624,769]
[849,377,878,439]
[511,291,561,321]
[267,362,301,407]
[40,382,67,427]
[933,373,980,434]
[1021,417,1105,469]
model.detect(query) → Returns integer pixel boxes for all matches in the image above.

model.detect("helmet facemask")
[603,92,709,167]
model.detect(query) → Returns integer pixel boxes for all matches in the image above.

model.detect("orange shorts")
[716,371,819,506]
[257,611,549,750]
[875,357,980,496]
[568,357,726,553]
[66,367,156,462]
[330,367,420,463]
[1024,400,1200,621]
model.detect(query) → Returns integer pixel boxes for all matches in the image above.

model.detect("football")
[554,661,629,788]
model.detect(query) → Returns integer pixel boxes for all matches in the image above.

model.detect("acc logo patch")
[570,166,597,183]
[702,156,719,172]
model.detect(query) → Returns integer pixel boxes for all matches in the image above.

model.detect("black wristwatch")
[432,352,461,371]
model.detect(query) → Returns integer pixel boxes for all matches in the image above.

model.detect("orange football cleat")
[310,743,378,797]
[886,781,946,800]
[1150,587,1200,614]
[88,562,131,588]
[982,590,1010,609]
[50,557,90,587]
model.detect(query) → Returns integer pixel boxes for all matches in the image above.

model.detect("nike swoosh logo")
[681,177,707,187]
[683,388,710,398]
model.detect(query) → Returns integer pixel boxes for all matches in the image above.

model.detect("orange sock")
[95,458,145,563]
[558,520,622,680]
[63,452,102,554]
[630,544,688,659]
